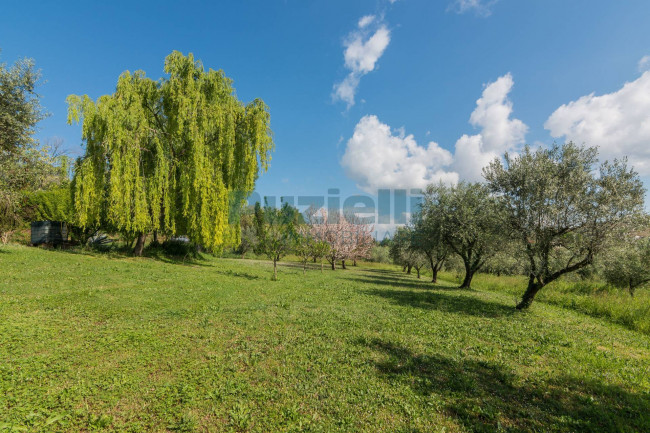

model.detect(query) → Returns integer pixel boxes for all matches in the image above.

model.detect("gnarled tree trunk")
[516,275,543,309]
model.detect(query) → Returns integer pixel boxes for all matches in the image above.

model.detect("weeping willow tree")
[67,51,273,255]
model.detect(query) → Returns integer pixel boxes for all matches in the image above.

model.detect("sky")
[2,0,650,233]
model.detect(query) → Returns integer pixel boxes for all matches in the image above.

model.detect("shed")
[31,221,68,246]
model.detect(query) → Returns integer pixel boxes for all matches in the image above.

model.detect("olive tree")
[0,53,45,153]
[485,143,645,309]
[602,237,650,297]
[436,182,503,289]
[411,195,448,283]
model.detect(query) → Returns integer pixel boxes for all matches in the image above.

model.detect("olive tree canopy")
[484,143,645,309]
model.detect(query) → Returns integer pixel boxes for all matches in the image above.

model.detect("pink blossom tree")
[308,208,373,270]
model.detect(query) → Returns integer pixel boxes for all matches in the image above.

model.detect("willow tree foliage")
[68,51,273,254]
[485,143,645,309]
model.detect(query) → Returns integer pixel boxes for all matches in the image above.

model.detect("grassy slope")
[439,272,650,335]
[0,246,648,432]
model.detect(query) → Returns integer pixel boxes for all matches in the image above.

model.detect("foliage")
[1,144,71,241]
[294,227,330,273]
[602,237,650,296]
[428,182,503,289]
[369,245,391,263]
[410,203,448,283]
[1,245,649,432]
[485,142,646,309]
[256,206,296,280]
[67,51,273,253]
[309,208,373,270]
[0,52,46,153]
[389,226,416,272]
[235,205,257,258]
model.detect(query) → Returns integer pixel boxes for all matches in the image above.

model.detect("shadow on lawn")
[362,286,514,318]
[353,272,460,291]
[361,338,650,432]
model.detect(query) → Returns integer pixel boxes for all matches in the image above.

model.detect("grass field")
[1,245,649,432]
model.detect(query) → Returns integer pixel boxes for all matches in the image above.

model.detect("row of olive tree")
[401,142,646,309]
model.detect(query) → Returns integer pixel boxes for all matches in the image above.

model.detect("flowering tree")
[308,208,373,270]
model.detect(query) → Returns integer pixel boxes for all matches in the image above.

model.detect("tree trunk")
[407,264,412,274]
[353,259,357,266]
[331,260,336,270]
[459,260,473,289]
[153,230,158,244]
[431,267,438,283]
[516,276,544,309]
[321,259,324,272]
[273,259,277,280]
[416,267,421,279]
[134,233,146,257]
[628,281,635,297]
[341,260,347,270]
[402,265,407,272]
[313,256,317,263]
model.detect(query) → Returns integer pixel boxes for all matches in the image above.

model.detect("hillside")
[1,246,648,432]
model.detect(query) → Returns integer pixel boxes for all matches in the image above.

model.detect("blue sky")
[2,0,650,228]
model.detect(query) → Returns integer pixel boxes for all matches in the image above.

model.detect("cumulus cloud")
[333,17,391,108]
[448,0,499,17]
[341,74,527,190]
[341,115,458,193]
[545,71,650,175]
[453,73,528,181]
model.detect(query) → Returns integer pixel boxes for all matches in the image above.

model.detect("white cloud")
[545,71,650,175]
[341,115,458,193]
[452,73,527,181]
[358,15,375,28]
[468,73,528,153]
[639,55,650,72]
[448,0,499,16]
[341,74,527,189]
[333,18,391,108]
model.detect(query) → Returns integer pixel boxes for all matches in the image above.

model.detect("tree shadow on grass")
[46,246,214,268]
[213,268,261,280]
[360,338,650,432]
[361,286,514,318]
[352,272,460,291]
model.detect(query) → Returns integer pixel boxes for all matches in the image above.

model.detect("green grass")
[437,272,650,335]
[1,245,649,432]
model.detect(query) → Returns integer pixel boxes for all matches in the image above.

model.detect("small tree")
[294,227,331,274]
[602,237,650,297]
[257,208,295,280]
[435,182,503,289]
[485,143,645,309]
[311,240,330,272]
[295,228,316,275]
[390,226,414,273]
[411,200,448,283]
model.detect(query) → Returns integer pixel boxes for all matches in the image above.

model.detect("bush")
[369,245,390,263]
[162,238,198,258]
